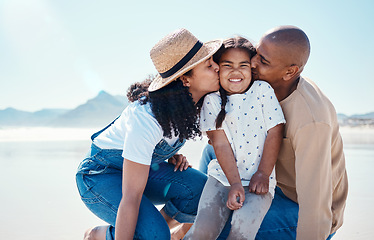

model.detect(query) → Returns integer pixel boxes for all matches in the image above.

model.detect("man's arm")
[294,123,333,240]
[207,130,245,210]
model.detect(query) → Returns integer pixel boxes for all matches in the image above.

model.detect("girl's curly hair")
[126,73,203,140]
[214,36,257,129]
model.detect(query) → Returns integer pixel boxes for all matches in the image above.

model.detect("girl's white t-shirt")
[93,101,179,165]
[200,81,286,196]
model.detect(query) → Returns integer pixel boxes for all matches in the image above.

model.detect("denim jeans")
[76,135,207,239]
[200,144,336,240]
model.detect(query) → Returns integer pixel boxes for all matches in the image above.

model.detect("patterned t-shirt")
[200,80,286,196]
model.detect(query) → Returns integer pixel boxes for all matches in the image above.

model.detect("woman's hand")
[248,171,269,195]
[226,183,245,210]
[168,154,191,172]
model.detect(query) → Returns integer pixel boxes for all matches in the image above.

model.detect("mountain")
[0,108,33,126]
[0,107,69,126]
[1,93,373,128]
[0,91,128,128]
[350,112,374,119]
[339,112,374,127]
[51,91,128,127]
[32,109,70,124]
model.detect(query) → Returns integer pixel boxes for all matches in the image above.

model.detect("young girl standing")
[184,36,285,240]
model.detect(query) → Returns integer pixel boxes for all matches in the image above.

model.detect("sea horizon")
[1,125,374,144]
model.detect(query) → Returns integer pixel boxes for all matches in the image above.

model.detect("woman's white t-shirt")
[93,101,179,165]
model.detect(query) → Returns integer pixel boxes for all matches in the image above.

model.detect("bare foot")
[84,225,108,240]
[170,223,193,240]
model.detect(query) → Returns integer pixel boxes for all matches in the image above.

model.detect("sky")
[0,0,373,115]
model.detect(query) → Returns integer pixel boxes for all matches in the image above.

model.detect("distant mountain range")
[0,91,373,128]
[337,112,374,127]
[0,91,128,128]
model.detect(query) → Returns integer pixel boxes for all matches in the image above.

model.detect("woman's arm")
[115,159,150,240]
[249,123,284,194]
[207,130,245,210]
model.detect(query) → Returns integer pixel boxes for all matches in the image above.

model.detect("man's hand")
[249,171,269,195]
[226,183,245,210]
[168,154,191,172]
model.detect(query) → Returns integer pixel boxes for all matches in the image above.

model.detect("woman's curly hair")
[126,73,203,140]
[126,75,153,103]
[214,36,257,129]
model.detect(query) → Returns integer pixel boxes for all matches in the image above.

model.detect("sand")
[0,126,373,239]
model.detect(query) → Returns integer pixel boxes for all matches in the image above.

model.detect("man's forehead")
[256,38,271,55]
[257,38,285,63]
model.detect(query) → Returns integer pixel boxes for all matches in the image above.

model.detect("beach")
[0,126,373,239]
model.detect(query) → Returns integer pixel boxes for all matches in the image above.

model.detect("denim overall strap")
[151,138,186,165]
[91,116,120,141]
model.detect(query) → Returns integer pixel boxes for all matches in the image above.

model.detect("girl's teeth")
[230,79,241,82]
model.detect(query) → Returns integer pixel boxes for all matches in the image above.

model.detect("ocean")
[0,127,373,239]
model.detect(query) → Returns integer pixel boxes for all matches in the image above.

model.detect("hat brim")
[148,39,223,92]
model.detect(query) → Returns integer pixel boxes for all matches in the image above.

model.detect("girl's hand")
[226,183,245,210]
[168,154,191,172]
[248,171,269,195]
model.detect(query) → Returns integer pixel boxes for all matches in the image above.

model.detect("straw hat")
[148,28,222,92]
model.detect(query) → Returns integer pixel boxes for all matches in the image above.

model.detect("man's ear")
[283,65,300,81]
[180,75,191,87]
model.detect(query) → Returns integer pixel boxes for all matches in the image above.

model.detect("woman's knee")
[185,168,207,198]
[135,220,170,239]
[171,169,207,209]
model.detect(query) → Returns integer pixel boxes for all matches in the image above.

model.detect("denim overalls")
[76,118,207,240]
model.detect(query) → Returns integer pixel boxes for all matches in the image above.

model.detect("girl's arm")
[249,123,284,194]
[115,159,150,240]
[207,130,245,210]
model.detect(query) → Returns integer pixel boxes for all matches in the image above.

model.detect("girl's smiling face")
[219,48,252,95]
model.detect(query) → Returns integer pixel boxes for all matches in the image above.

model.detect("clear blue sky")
[1,0,373,115]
